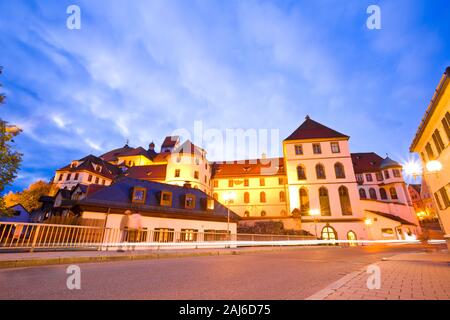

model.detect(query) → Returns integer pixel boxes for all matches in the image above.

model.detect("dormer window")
[161,191,173,207]
[185,194,196,209]
[132,187,147,204]
[70,161,78,168]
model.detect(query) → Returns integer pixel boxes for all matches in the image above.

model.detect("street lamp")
[426,160,443,173]
[309,209,321,238]
[223,192,236,241]
[365,218,373,240]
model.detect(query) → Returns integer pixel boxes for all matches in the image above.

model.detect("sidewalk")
[307,250,450,300]
[0,246,321,269]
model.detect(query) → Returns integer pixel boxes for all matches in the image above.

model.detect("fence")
[0,222,316,252]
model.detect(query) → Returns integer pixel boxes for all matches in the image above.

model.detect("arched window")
[380,188,388,200]
[369,188,377,200]
[279,191,286,202]
[390,187,398,200]
[359,188,367,199]
[244,211,250,217]
[347,231,357,246]
[334,163,346,179]
[261,210,266,217]
[213,193,218,200]
[321,225,337,240]
[244,192,250,204]
[319,187,331,216]
[299,188,309,216]
[316,164,326,179]
[339,186,352,215]
[260,192,266,203]
[297,165,307,180]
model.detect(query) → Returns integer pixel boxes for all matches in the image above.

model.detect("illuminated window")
[244,211,250,217]
[261,210,266,217]
[334,163,345,179]
[319,187,331,216]
[194,171,199,179]
[207,198,214,210]
[297,165,307,180]
[132,187,147,204]
[321,226,337,240]
[181,229,198,242]
[174,169,180,177]
[161,191,173,206]
[295,145,303,155]
[315,164,326,179]
[339,186,352,215]
[331,142,340,153]
[185,194,196,209]
[299,188,309,216]
[153,228,174,242]
[313,143,322,154]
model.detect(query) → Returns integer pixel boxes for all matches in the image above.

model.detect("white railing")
[0,222,316,252]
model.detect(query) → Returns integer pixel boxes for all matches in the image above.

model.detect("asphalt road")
[0,244,433,300]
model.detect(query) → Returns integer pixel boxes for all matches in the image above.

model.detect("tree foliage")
[0,66,23,212]
[4,180,55,212]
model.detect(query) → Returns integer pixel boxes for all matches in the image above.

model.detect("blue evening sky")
[0,0,449,192]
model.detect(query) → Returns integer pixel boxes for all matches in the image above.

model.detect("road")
[0,244,433,300]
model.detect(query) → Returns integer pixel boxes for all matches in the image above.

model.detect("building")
[52,117,420,241]
[0,204,30,223]
[410,66,450,249]
[408,182,439,222]
[76,177,239,244]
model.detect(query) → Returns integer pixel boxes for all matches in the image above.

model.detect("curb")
[0,246,322,269]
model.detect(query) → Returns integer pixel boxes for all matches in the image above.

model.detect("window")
[279,191,286,202]
[153,228,174,243]
[376,172,383,181]
[161,191,173,206]
[321,226,337,240]
[297,165,307,180]
[278,177,284,185]
[132,187,147,204]
[244,211,250,217]
[261,210,267,217]
[88,174,93,182]
[194,171,199,179]
[244,192,250,204]
[213,180,218,188]
[393,169,401,178]
[74,173,79,181]
[58,174,63,181]
[425,143,435,160]
[244,179,249,187]
[356,174,363,183]
[334,163,345,179]
[260,192,266,203]
[102,179,106,185]
[365,174,373,182]
[185,194,196,209]
[432,129,445,154]
[174,169,180,178]
[181,229,198,242]
[213,193,218,200]
[319,187,331,216]
[260,178,265,186]
[66,173,71,181]
[442,112,450,141]
[95,177,99,184]
[331,142,340,153]
[228,180,234,187]
[359,188,367,199]
[382,228,395,237]
[390,187,398,200]
[207,198,214,210]
[439,187,450,208]
[204,176,207,183]
[299,188,309,216]
[315,164,326,179]
[295,145,303,155]
[434,192,443,210]
[339,186,352,215]
[380,188,388,200]
[384,170,390,179]
[369,188,377,200]
[313,143,322,154]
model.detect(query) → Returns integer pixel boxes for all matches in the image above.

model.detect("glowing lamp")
[426,160,443,173]
[309,209,321,216]
[223,192,236,202]
[403,160,422,177]
[364,218,373,226]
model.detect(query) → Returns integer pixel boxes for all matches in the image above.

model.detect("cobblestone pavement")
[307,251,450,300]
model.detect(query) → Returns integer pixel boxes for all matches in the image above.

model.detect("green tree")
[0,66,23,214]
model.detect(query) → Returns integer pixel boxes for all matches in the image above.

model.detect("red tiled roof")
[351,152,384,174]
[124,164,167,181]
[57,155,121,179]
[212,158,285,178]
[285,116,349,141]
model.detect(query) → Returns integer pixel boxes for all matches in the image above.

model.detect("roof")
[161,136,180,149]
[380,156,401,169]
[173,140,205,157]
[57,155,121,179]
[366,210,417,226]
[100,144,134,162]
[285,116,349,141]
[410,67,450,151]
[351,153,384,174]
[124,164,167,181]
[6,204,29,214]
[78,177,240,222]
[212,158,285,178]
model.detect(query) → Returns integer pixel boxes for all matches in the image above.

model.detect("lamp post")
[309,209,321,238]
[223,191,236,241]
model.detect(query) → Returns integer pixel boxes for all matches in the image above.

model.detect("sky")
[0,0,449,192]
